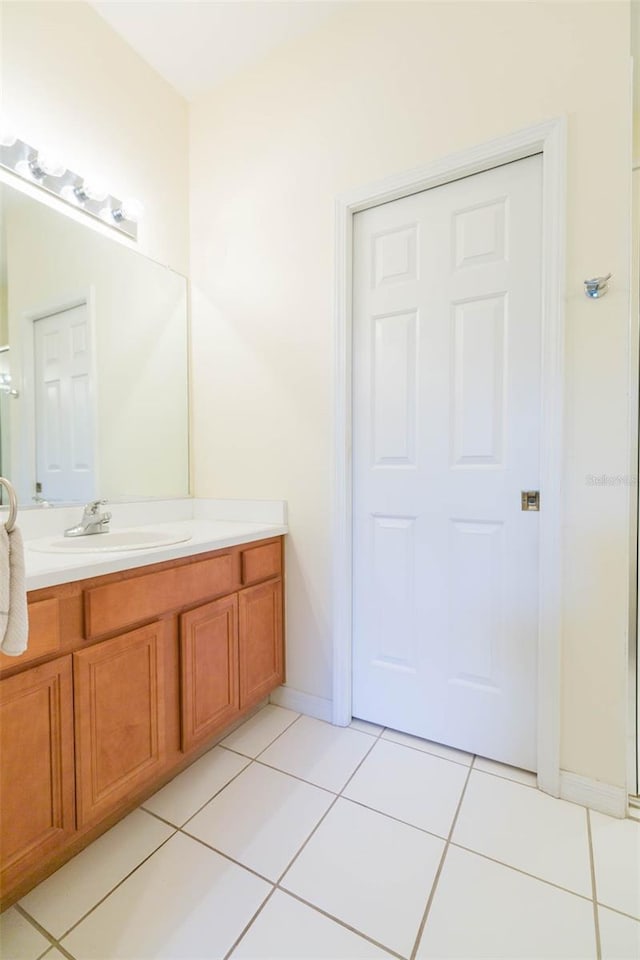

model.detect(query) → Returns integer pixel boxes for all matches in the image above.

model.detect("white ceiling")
[90,1,355,100]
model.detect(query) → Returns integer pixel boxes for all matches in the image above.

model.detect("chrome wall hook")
[584,273,612,299]
[0,373,18,398]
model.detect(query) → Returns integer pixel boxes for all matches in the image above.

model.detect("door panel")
[352,156,542,770]
[372,311,418,466]
[452,295,505,465]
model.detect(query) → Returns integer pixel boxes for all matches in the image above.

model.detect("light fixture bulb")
[113,197,144,223]
[0,129,17,147]
[83,178,109,202]
[74,177,109,203]
[35,150,66,178]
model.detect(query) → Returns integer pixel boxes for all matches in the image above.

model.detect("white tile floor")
[2,705,639,960]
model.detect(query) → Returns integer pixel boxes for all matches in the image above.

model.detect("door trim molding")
[332,118,567,797]
[560,772,627,819]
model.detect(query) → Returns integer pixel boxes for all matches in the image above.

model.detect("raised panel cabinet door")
[73,622,166,827]
[180,595,239,752]
[0,656,75,895]
[238,579,284,709]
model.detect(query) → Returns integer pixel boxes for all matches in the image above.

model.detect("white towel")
[0,524,28,656]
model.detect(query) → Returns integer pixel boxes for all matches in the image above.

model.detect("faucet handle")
[85,499,108,515]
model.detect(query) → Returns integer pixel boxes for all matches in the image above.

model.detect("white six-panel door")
[352,155,542,770]
[34,303,96,503]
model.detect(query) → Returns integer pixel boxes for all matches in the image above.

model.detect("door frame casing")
[332,118,567,797]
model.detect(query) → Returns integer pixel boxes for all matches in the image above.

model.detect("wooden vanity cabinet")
[0,656,76,896]
[0,535,284,909]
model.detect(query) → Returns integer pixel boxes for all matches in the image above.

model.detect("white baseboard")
[269,685,333,723]
[560,771,627,818]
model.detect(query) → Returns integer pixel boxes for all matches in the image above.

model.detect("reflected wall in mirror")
[0,182,189,507]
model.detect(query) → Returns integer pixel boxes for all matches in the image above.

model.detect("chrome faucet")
[64,500,112,537]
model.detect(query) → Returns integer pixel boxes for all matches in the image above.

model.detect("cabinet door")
[0,656,75,893]
[74,622,165,827]
[180,595,239,752]
[238,579,284,708]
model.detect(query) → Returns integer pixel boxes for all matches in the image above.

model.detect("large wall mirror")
[0,182,189,507]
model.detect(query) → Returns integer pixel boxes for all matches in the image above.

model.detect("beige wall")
[0,1,189,274]
[190,1,633,788]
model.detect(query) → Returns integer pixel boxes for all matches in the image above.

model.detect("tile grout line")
[466,768,538,790]
[222,721,388,960]
[12,902,67,957]
[220,886,279,960]
[251,756,339,795]
[408,756,476,960]
[593,903,640,923]
[180,829,274,886]
[176,756,258,830]
[12,709,603,957]
[381,731,537,788]
[141,807,184,830]
[213,708,304,769]
[143,720,606,955]
[448,840,596,905]
[586,808,602,960]
[338,794,598,907]
[253,710,304,759]
[18,828,180,948]
[173,761,606,954]
[274,724,401,955]
[19,708,297,958]
[278,887,407,960]
[379,735,473,770]
[181,780,617,918]
[13,904,77,960]
[277,720,387,883]
[177,712,307,833]
[143,704,302,836]
[12,710,326,954]
[341,795,450,843]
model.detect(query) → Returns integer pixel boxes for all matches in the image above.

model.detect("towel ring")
[0,477,18,533]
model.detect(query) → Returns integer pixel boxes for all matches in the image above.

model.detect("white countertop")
[15,499,288,592]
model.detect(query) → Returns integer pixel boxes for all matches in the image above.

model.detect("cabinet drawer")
[85,553,236,638]
[241,541,282,586]
[0,598,61,672]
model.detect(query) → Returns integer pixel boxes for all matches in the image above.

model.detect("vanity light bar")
[0,136,141,241]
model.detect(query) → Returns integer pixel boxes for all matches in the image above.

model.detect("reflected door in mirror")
[34,303,96,502]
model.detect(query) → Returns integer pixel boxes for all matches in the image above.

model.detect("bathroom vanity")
[0,514,286,909]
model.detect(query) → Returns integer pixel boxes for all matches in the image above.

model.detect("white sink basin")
[29,528,193,554]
